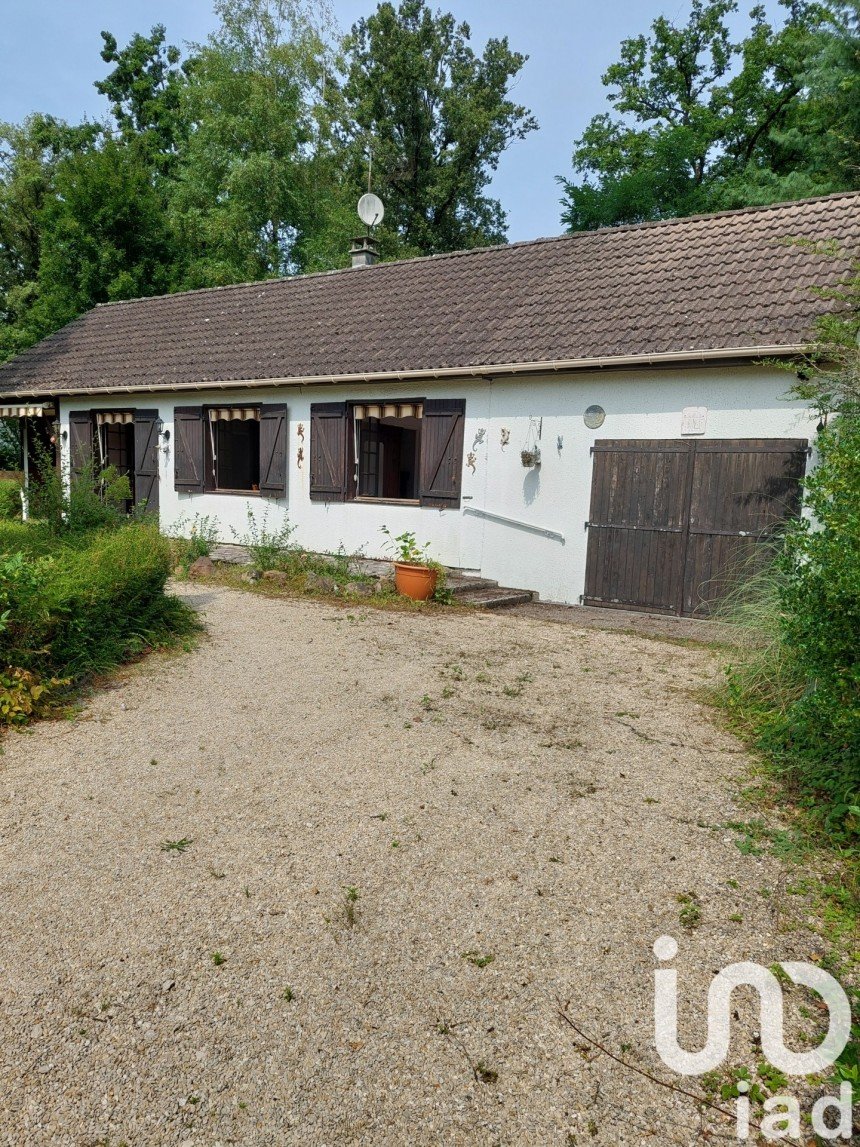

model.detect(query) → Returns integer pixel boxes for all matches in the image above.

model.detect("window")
[95,411,135,510]
[309,398,466,508]
[174,405,287,498]
[206,407,261,493]
[353,402,422,501]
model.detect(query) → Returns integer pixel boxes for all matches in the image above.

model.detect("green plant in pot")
[380,527,439,601]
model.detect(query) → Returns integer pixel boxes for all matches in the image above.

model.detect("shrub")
[0,523,197,689]
[760,418,860,836]
[230,506,297,572]
[26,447,131,534]
[0,479,22,521]
[0,667,68,725]
[723,250,860,844]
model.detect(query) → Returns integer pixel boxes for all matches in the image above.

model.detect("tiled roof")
[1,192,858,397]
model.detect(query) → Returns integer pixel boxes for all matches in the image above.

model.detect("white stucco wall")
[58,364,817,604]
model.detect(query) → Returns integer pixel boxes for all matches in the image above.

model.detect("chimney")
[350,235,379,268]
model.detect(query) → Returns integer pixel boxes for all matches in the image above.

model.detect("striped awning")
[208,407,260,422]
[0,405,55,419]
[353,402,423,421]
[96,411,134,426]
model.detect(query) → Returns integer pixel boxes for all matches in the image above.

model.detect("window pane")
[216,418,260,491]
[357,415,420,499]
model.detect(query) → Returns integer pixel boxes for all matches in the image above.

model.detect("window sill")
[351,497,420,507]
[206,488,262,497]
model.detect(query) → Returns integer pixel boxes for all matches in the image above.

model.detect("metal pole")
[21,419,29,521]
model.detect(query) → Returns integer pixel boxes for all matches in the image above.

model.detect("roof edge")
[0,344,806,401]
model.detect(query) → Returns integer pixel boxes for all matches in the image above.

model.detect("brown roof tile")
[1,191,858,397]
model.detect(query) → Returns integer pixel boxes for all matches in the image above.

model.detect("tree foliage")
[0,0,536,357]
[342,0,537,255]
[560,0,860,231]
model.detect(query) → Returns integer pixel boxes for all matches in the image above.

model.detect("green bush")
[763,419,860,834]
[26,447,132,534]
[0,524,197,695]
[725,418,860,842]
[0,479,22,521]
[230,506,297,572]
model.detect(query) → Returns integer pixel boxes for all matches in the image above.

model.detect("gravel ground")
[0,585,826,1146]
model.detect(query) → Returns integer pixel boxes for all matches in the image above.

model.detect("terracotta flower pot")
[393,561,438,601]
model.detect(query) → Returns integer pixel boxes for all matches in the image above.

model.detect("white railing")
[462,505,565,543]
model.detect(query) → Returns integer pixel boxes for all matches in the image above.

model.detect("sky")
[0,0,783,243]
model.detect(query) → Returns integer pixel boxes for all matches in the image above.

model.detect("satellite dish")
[357,192,385,228]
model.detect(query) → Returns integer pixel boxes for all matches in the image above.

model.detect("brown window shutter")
[309,402,347,502]
[68,411,94,481]
[174,407,204,493]
[419,398,466,508]
[133,410,160,516]
[259,404,288,498]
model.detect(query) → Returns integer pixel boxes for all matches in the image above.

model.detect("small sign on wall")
[681,406,708,435]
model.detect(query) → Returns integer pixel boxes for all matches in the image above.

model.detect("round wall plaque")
[584,405,606,429]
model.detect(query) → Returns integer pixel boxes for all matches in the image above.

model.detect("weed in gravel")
[473,1060,498,1084]
[282,986,294,1002]
[161,838,193,853]
[441,686,455,699]
[207,865,226,879]
[341,886,360,928]
[729,913,743,923]
[211,951,226,966]
[677,891,703,931]
[568,777,599,799]
[462,950,494,968]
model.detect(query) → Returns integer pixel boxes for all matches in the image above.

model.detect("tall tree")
[96,24,192,167]
[558,0,833,231]
[168,0,345,285]
[0,116,99,360]
[342,0,537,256]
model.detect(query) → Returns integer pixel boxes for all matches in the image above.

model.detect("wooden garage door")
[583,439,808,616]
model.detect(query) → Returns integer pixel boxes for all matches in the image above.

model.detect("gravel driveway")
[0,585,822,1145]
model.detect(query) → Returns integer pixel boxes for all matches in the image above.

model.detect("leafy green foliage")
[167,513,221,569]
[0,666,68,725]
[0,0,536,356]
[0,524,197,715]
[723,263,860,844]
[379,525,430,564]
[229,505,297,571]
[0,479,22,521]
[343,0,536,255]
[559,0,858,231]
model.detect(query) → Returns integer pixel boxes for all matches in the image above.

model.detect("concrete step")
[446,575,500,597]
[456,586,535,610]
[210,543,252,565]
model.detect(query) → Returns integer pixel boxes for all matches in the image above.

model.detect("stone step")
[210,543,252,565]
[456,586,535,610]
[446,576,499,596]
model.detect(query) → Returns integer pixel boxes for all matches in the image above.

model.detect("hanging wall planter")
[521,446,541,468]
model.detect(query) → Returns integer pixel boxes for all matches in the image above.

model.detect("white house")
[1,191,858,615]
